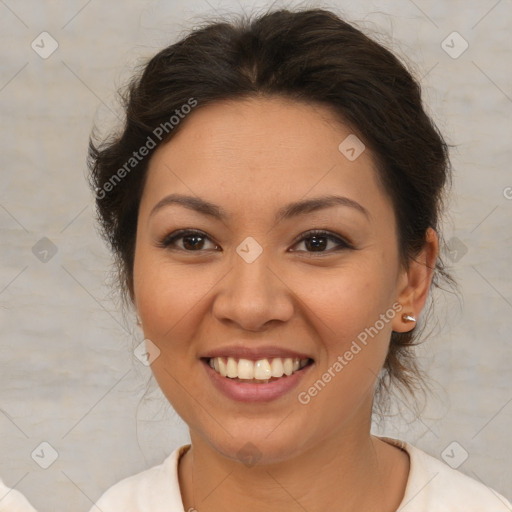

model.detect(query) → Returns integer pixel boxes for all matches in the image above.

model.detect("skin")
[132,96,438,512]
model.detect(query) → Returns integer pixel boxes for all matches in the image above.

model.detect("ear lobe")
[392,227,439,333]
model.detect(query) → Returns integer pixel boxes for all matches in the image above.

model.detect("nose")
[212,244,295,332]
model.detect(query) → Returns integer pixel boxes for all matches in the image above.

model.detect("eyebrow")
[149,193,370,223]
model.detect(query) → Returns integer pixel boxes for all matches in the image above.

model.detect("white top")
[90,437,512,511]
[0,478,37,512]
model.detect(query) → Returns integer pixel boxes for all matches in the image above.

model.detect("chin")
[192,418,316,468]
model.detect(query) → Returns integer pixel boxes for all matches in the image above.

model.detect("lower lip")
[202,359,313,403]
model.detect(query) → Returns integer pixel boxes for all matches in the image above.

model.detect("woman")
[87,7,512,511]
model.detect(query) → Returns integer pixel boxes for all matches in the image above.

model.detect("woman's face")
[133,97,425,463]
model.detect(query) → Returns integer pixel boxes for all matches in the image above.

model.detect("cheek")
[132,252,209,415]
[294,269,395,424]
[133,249,218,349]
[298,260,397,402]
[133,241,180,318]
[299,260,395,340]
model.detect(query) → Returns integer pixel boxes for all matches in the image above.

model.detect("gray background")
[1,0,511,510]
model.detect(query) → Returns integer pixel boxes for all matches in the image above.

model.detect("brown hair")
[88,7,454,411]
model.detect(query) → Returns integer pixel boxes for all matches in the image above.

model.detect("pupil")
[184,235,203,250]
[181,235,327,251]
[307,236,326,251]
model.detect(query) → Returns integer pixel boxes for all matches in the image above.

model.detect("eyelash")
[158,229,353,254]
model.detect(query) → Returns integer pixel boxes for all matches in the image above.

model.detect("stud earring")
[402,313,416,323]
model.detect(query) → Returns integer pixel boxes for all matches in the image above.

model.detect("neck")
[178,422,408,512]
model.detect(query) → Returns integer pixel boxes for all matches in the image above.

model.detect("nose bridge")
[231,235,274,297]
[213,235,294,329]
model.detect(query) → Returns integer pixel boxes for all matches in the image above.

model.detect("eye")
[158,229,220,252]
[158,229,352,254]
[290,230,353,253]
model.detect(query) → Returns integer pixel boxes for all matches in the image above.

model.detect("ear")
[392,227,439,333]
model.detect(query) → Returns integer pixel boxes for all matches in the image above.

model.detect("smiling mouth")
[204,356,313,383]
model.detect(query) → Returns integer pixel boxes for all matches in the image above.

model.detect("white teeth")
[218,357,227,377]
[209,356,310,380]
[283,358,293,376]
[254,359,272,379]
[270,358,284,378]
[238,359,254,379]
[226,357,238,378]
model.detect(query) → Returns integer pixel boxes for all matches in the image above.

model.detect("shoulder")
[380,437,512,511]
[89,445,190,512]
[0,477,37,512]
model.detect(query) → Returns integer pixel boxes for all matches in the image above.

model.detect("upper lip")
[201,345,313,361]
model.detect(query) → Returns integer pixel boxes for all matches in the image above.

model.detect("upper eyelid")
[160,229,352,250]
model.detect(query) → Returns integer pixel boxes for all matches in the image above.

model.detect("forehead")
[141,96,391,223]
[158,96,361,165]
